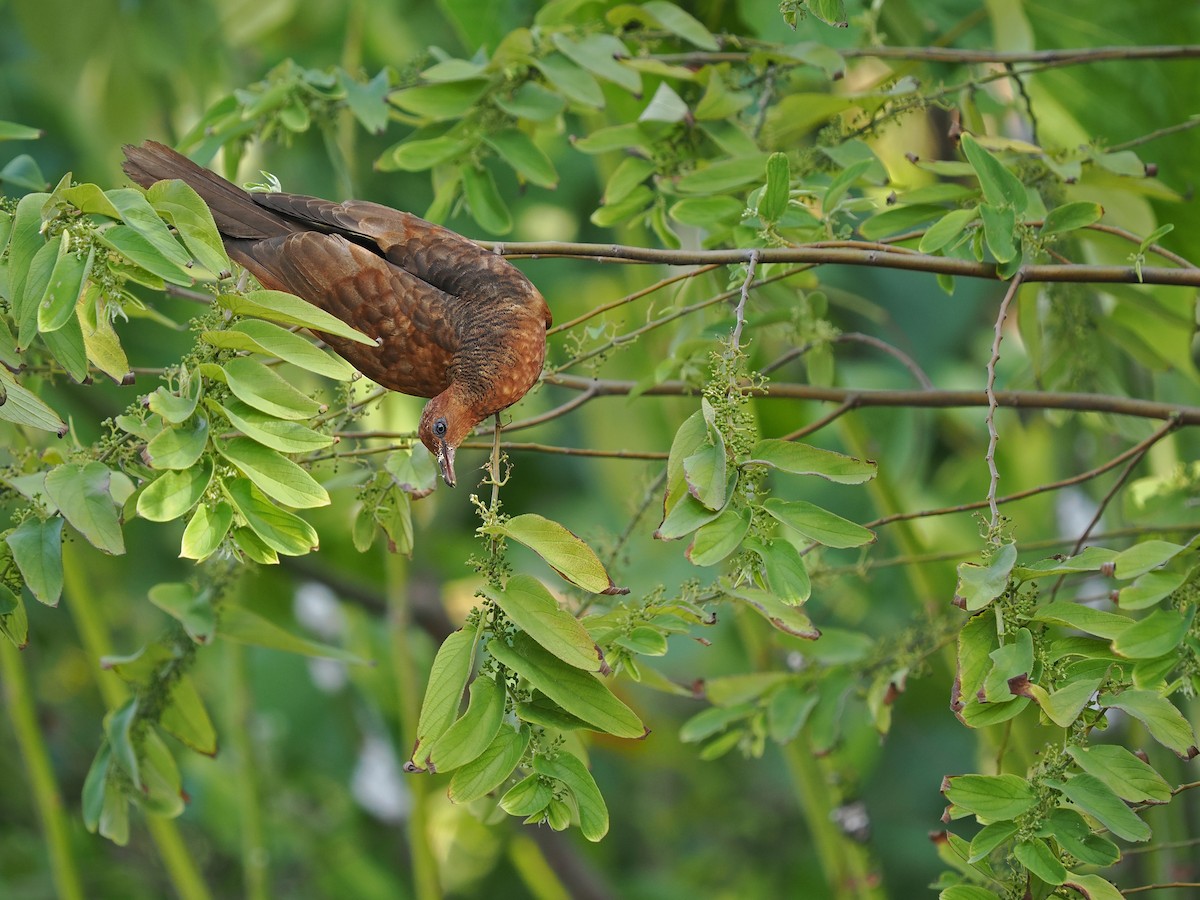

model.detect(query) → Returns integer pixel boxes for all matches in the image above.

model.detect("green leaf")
[960,134,1028,212]
[968,819,1019,862]
[683,441,727,510]
[1041,201,1103,237]
[488,632,645,738]
[180,502,233,561]
[144,417,209,470]
[1025,673,1104,728]
[137,459,214,523]
[97,225,194,286]
[5,516,63,606]
[669,195,744,227]
[687,506,751,566]
[215,437,328,509]
[1062,874,1124,900]
[1014,546,1117,580]
[214,400,332,454]
[758,152,791,224]
[223,479,320,556]
[767,684,819,743]
[500,774,552,817]
[680,704,754,743]
[762,498,874,549]
[943,773,1036,820]
[219,603,367,663]
[1032,601,1130,639]
[160,674,218,756]
[1014,838,1066,885]
[1066,745,1172,803]
[730,587,820,639]
[462,165,513,234]
[411,624,479,766]
[0,585,29,648]
[919,207,980,254]
[674,154,773,195]
[17,233,59,346]
[378,134,472,173]
[0,121,42,141]
[534,751,609,841]
[552,33,639,93]
[808,0,847,26]
[138,729,184,817]
[1045,773,1151,842]
[603,156,657,206]
[1113,540,1186,579]
[484,513,625,594]
[744,438,876,484]
[6,193,50,337]
[1117,565,1193,611]
[484,130,558,189]
[950,542,1017,614]
[77,287,132,384]
[534,54,604,108]
[203,320,356,380]
[217,289,375,345]
[515,693,595,731]
[44,462,124,554]
[220,357,324,421]
[144,179,230,275]
[148,582,215,643]
[448,725,530,803]
[424,673,506,773]
[745,538,811,604]
[338,68,390,134]
[980,203,1017,263]
[494,81,566,121]
[485,574,604,672]
[41,310,89,383]
[388,79,490,119]
[148,374,202,424]
[981,627,1033,702]
[1100,690,1198,758]
[1,154,47,192]
[639,82,688,123]
[613,626,668,657]
[38,235,90,332]
[640,1,719,49]
[81,744,111,835]
[1113,606,1195,659]
[0,370,68,435]
[572,123,651,155]
[1040,808,1120,867]
[105,698,141,788]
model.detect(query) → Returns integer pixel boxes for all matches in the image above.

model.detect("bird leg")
[489,413,505,509]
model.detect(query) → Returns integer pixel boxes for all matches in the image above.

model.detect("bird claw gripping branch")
[122,141,551,487]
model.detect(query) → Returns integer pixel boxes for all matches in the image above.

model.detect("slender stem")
[62,544,213,900]
[985,272,1026,540]
[225,642,269,900]
[386,551,440,900]
[544,373,1200,426]
[0,640,85,900]
[478,241,1200,287]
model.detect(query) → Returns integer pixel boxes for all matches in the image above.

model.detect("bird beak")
[436,442,456,487]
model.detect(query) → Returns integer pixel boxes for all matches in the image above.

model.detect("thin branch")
[1123,883,1200,895]
[781,399,857,442]
[1107,116,1200,153]
[544,373,1200,425]
[459,441,666,460]
[762,333,932,390]
[730,250,760,352]
[546,265,719,337]
[865,418,1180,530]
[480,242,1200,287]
[648,44,1200,67]
[985,273,1025,539]
[1069,419,1178,554]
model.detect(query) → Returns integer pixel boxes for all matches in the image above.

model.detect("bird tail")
[121,141,293,241]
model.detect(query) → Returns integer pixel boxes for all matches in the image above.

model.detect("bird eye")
[434,417,448,438]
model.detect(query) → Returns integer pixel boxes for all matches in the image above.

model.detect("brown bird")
[122,141,550,487]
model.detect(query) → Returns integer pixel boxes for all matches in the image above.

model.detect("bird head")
[418,388,477,488]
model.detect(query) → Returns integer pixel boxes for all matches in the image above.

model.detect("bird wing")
[228,230,460,398]
[251,194,552,328]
